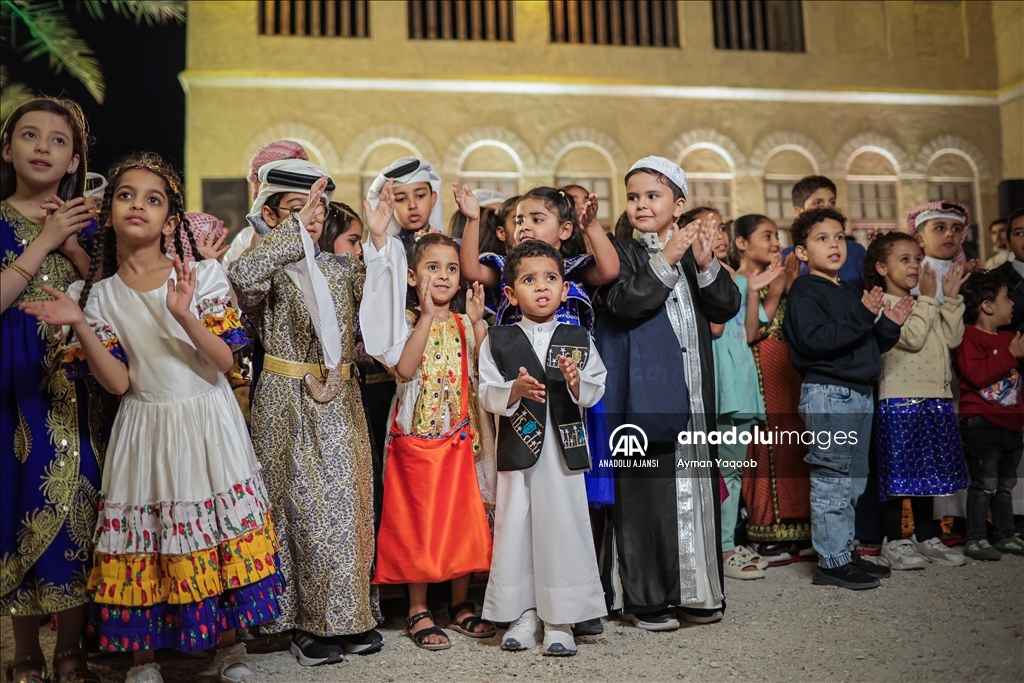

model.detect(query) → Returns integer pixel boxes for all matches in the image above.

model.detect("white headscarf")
[247,159,343,371]
[365,156,443,236]
[629,156,689,200]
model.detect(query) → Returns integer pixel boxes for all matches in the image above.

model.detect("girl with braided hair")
[22,153,282,683]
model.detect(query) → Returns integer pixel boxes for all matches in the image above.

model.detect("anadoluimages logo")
[608,424,648,458]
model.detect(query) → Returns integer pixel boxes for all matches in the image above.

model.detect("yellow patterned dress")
[228,217,381,637]
[0,201,115,617]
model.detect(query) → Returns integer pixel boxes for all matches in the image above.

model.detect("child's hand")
[662,219,701,266]
[298,176,329,229]
[364,179,395,239]
[39,195,92,253]
[509,366,545,405]
[196,221,229,260]
[466,281,485,324]
[865,227,883,243]
[918,263,937,298]
[748,253,783,292]
[941,263,970,300]
[1009,332,1024,359]
[861,286,885,315]
[782,252,801,294]
[166,256,196,321]
[691,215,717,272]
[964,258,982,273]
[882,295,915,325]
[18,285,85,327]
[417,274,435,320]
[557,354,581,399]
[452,183,480,222]
[579,193,600,230]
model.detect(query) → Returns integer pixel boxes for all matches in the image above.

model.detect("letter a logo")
[609,424,648,458]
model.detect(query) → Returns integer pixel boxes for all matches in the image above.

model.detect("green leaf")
[1,80,35,125]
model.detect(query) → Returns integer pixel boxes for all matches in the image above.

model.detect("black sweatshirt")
[782,274,903,394]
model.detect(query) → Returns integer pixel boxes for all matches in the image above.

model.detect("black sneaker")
[572,618,604,637]
[336,629,384,655]
[852,554,891,579]
[811,563,881,590]
[290,631,345,666]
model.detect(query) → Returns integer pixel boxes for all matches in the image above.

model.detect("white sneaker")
[541,622,577,656]
[502,608,543,651]
[624,611,680,631]
[125,663,163,683]
[911,535,967,567]
[880,538,927,570]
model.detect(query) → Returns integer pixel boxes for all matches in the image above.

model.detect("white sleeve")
[192,260,248,350]
[478,335,518,417]
[573,340,607,409]
[360,235,411,368]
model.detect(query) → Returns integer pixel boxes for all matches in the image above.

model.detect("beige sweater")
[877,294,964,401]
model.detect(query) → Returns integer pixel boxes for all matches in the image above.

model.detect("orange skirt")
[373,425,492,584]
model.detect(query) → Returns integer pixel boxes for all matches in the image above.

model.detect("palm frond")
[101,1,186,25]
[1,81,36,124]
[5,1,105,103]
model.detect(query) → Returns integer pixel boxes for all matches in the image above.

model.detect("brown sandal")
[5,654,48,683]
[52,648,101,683]
[447,601,495,638]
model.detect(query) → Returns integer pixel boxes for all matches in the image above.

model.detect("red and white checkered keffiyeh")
[906,201,970,266]
[167,212,223,259]
[247,140,309,190]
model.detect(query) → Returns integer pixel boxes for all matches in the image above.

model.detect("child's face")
[985,286,1014,327]
[333,221,363,259]
[566,186,588,217]
[109,169,177,246]
[795,188,837,216]
[1,110,79,192]
[1008,216,1024,261]
[710,214,729,261]
[504,255,569,323]
[916,218,964,261]
[626,173,686,240]
[393,182,436,232]
[263,191,324,242]
[877,239,922,294]
[990,221,1008,250]
[515,197,572,249]
[795,218,847,281]
[736,220,780,267]
[407,244,461,306]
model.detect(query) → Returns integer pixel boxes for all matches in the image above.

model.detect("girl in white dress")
[22,153,282,683]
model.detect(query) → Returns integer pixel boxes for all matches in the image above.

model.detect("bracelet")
[7,262,35,282]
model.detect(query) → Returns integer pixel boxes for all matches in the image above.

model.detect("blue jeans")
[798,383,874,569]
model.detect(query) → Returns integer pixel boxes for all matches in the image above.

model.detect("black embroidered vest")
[488,323,593,472]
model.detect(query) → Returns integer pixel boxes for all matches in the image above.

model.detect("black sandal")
[406,611,451,651]
[52,647,101,683]
[5,654,48,683]
[447,601,495,639]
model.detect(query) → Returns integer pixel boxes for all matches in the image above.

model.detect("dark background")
[2,7,187,176]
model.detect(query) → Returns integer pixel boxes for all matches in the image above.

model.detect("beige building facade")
[182,0,1023,252]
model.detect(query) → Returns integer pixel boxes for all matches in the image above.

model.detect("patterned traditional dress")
[1,202,114,617]
[228,217,381,637]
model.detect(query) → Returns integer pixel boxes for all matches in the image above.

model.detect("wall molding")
[913,134,991,180]
[539,126,631,176]
[748,131,830,176]
[442,126,538,175]
[241,122,341,174]
[341,124,441,175]
[834,132,913,176]
[665,128,747,175]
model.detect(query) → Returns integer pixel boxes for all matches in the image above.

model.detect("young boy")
[994,207,1024,333]
[782,208,914,589]
[955,270,1024,560]
[781,175,867,289]
[479,240,607,657]
[596,157,740,629]
[365,156,443,251]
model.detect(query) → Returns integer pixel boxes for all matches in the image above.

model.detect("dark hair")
[677,205,719,228]
[791,176,837,209]
[961,269,1008,325]
[1,97,90,202]
[862,231,919,291]
[518,187,586,258]
[728,214,772,270]
[503,240,565,285]
[790,207,847,248]
[624,167,685,202]
[405,232,463,313]
[319,202,362,253]
[613,211,633,240]
[476,206,506,255]
[1010,207,1024,224]
[989,217,1008,229]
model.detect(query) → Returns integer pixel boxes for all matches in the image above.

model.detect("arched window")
[360,141,423,199]
[679,148,733,217]
[846,151,899,243]
[555,146,615,221]
[762,149,818,245]
[458,143,521,198]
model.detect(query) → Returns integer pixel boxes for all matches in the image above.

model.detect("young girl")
[1,97,116,683]
[360,180,494,650]
[22,153,280,683]
[707,212,781,580]
[732,215,812,564]
[866,231,970,568]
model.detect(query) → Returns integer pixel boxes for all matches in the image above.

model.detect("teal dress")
[713,274,766,421]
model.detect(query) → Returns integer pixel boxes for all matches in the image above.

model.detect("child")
[359,181,495,651]
[22,153,280,683]
[782,208,913,590]
[954,270,1024,560]
[478,240,608,656]
[228,162,381,666]
[865,232,970,569]
[596,157,740,629]
[731,213,811,563]
[1,97,115,683]
[709,212,783,579]
[477,194,519,318]
[449,188,504,243]
[319,202,364,258]
[365,156,443,252]
[994,207,1024,333]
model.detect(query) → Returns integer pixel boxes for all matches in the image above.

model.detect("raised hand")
[662,219,701,266]
[196,221,229,260]
[865,227,883,243]
[748,253,784,292]
[941,263,970,300]
[417,274,435,320]
[451,183,480,222]
[578,193,600,229]
[466,281,485,324]
[782,252,801,294]
[364,178,395,241]
[691,214,717,272]
[862,286,885,315]
[510,366,546,405]
[298,176,329,229]
[964,258,982,273]
[557,354,581,398]
[883,295,915,325]
[918,263,937,298]
[39,195,92,253]
[1009,332,1024,359]
[19,285,85,327]
[166,256,196,321]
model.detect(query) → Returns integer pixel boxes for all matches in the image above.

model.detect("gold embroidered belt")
[263,355,354,382]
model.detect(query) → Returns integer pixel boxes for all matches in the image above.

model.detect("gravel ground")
[3,556,1021,683]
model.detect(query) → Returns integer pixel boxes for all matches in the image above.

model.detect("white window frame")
[687,173,733,219]
[763,175,802,247]
[554,175,615,221]
[846,175,899,243]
